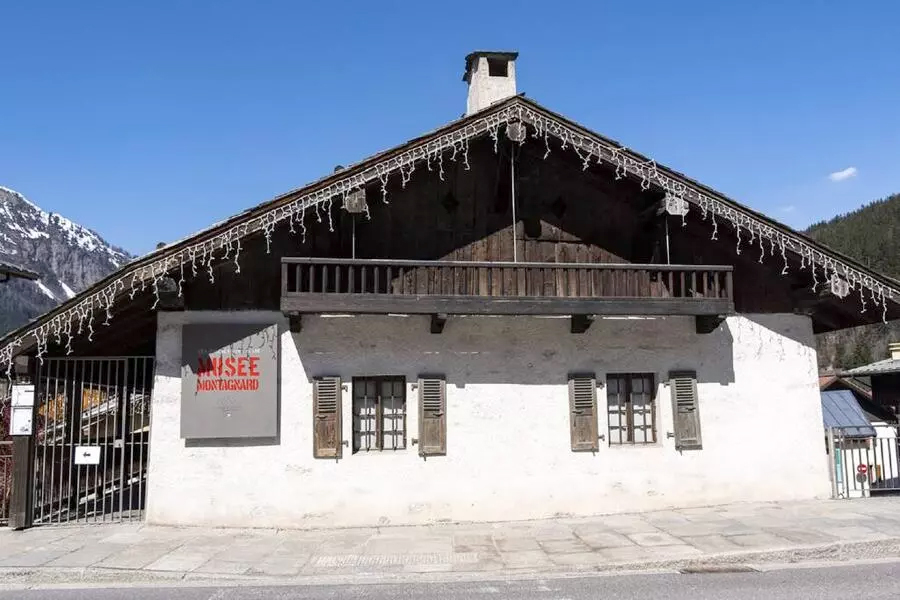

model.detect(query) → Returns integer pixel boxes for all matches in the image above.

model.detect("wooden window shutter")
[669,371,702,451]
[418,376,446,456]
[313,376,342,459]
[569,375,599,452]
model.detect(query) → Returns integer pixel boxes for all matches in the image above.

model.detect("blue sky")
[2,1,898,256]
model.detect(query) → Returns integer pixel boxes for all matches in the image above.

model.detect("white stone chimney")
[890,342,900,360]
[463,51,519,115]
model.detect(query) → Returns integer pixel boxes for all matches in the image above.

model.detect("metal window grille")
[607,373,657,445]
[352,376,406,452]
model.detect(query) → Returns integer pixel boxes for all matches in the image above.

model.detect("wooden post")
[8,357,35,530]
[9,437,34,529]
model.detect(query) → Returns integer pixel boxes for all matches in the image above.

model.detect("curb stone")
[1,537,900,590]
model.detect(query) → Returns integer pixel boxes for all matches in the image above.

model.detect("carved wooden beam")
[695,315,725,334]
[286,312,303,333]
[157,277,185,311]
[430,313,447,334]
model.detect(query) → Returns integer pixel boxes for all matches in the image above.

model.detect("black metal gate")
[0,441,11,526]
[32,357,154,525]
[2,379,12,526]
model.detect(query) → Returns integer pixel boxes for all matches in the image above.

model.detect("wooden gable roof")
[2,95,899,367]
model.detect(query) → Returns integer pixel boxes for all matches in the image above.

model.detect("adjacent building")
[842,343,900,420]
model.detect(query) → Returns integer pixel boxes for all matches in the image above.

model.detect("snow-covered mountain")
[0,185,132,334]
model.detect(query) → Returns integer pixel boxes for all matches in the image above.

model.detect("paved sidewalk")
[3,498,900,587]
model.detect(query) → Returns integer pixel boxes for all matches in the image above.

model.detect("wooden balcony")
[281,259,734,326]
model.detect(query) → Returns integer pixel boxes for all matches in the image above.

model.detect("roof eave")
[518,98,900,296]
[2,94,900,358]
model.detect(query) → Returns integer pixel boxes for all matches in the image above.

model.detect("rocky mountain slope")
[0,186,131,335]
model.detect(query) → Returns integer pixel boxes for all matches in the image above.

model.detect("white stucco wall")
[146,311,829,528]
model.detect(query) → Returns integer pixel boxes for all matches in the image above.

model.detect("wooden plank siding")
[282,259,732,299]
[281,258,733,316]
[175,136,795,321]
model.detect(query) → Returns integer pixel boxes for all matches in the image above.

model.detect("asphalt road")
[3,561,900,600]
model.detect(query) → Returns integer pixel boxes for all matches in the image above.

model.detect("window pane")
[632,376,644,394]
[606,376,625,445]
[607,374,655,445]
[382,398,404,450]
[631,375,655,444]
[608,405,623,444]
[353,379,378,452]
[607,377,620,395]
[353,377,405,453]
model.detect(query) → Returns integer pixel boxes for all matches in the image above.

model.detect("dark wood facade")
[189,137,743,313]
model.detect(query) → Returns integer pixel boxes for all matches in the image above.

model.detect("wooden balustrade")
[280,258,734,317]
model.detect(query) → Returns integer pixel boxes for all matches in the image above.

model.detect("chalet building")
[4,51,900,530]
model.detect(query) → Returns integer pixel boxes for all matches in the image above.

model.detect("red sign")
[857,464,868,475]
[195,356,262,392]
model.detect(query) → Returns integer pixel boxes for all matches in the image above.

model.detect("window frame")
[351,375,407,453]
[606,373,657,445]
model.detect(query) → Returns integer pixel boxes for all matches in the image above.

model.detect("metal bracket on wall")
[571,314,594,334]
[695,315,724,334]
[430,313,447,334]
[286,312,303,333]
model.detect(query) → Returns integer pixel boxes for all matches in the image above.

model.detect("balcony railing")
[281,258,734,316]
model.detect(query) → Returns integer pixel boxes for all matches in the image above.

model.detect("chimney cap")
[463,50,519,81]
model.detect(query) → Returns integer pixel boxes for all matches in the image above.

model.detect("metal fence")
[0,441,11,526]
[32,357,154,525]
[828,424,900,499]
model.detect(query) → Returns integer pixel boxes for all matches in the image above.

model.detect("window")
[607,373,656,444]
[352,376,406,452]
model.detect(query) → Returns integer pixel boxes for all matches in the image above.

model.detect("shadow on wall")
[293,314,737,388]
[740,313,816,350]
